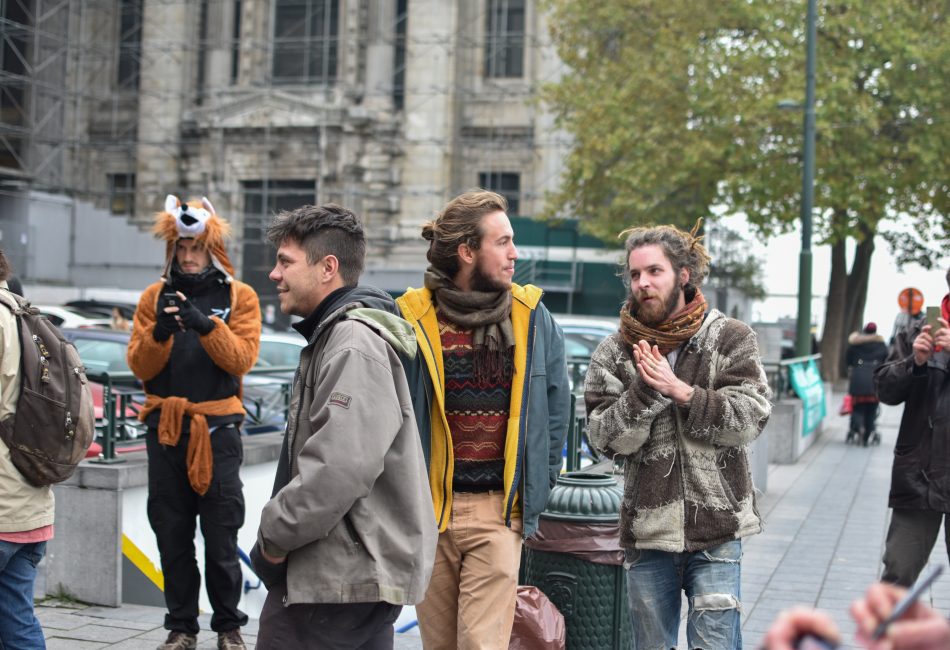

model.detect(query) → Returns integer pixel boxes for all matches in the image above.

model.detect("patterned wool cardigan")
[584,309,771,553]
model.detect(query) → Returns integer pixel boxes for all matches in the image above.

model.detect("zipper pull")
[34,335,49,358]
[65,412,74,439]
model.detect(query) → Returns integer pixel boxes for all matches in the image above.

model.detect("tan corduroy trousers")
[417,491,523,650]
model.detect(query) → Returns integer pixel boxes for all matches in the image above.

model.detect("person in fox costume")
[127,194,260,650]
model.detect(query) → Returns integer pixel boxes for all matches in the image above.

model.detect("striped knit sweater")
[584,309,771,553]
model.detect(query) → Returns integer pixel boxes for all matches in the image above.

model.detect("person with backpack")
[127,195,260,650]
[0,249,53,650]
[845,322,888,446]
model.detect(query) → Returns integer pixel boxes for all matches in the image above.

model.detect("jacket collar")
[399,282,543,321]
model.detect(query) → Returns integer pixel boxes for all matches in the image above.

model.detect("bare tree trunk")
[820,238,848,381]
[820,215,877,382]
[839,230,875,377]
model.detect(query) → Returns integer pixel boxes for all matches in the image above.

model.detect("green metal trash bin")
[521,472,631,650]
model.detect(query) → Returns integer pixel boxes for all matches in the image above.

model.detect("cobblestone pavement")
[38,394,946,648]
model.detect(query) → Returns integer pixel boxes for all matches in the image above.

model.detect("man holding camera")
[128,195,261,650]
[875,266,950,587]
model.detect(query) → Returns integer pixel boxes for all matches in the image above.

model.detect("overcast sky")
[731,217,948,341]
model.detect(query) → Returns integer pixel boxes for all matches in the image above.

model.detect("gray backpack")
[0,291,95,486]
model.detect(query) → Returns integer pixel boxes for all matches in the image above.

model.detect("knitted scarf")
[424,266,514,384]
[620,287,708,355]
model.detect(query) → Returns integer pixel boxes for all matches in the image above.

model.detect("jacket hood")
[153,194,235,280]
[848,331,885,345]
[346,308,418,359]
[310,285,411,354]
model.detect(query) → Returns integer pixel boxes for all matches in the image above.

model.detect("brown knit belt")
[140,394,245,495]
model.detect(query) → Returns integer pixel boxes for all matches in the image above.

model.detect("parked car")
[553,314,618,395]
[36,305,113,330]
[64,299,137,321]
[256,332,305,369]
[60,328,144,440]
[61,327,293,438]
[553,314,619,341]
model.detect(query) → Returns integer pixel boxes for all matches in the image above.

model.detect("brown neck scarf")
[620,286,708,355]
[424,266,515,384]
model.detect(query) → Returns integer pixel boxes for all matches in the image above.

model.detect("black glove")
[176,298,215,335]
[152,309,180,342]
[249,541,287,589]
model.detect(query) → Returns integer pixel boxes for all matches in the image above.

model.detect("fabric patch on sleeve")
[329,392,352,409]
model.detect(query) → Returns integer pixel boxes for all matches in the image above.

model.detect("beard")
[470,262,511,293]
[631,281,682,327]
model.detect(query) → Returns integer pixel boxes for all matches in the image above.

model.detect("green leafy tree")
[542,0,950,380]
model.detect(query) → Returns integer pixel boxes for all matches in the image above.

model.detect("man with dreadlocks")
[584,222,771,650]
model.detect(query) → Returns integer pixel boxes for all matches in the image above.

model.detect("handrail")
[778,353,821,367]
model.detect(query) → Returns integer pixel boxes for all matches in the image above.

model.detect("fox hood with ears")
[153,194,235,279]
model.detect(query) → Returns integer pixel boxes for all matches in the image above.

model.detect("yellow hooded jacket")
[396,282,570,537]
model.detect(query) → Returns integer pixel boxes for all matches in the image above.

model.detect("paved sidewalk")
[37,394,948,649]
[740,398,949,648]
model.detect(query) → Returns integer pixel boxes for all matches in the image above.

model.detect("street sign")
[897,287,924,316]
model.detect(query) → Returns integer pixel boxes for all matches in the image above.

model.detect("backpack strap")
[0,288,26,314]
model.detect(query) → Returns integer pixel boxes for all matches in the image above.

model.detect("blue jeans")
[0,540,47,650]
[625,540,742,650]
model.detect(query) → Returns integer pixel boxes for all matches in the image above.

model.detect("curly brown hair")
[422,190,508,277]
[621,220,711,290]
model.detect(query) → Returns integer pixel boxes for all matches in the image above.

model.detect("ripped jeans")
[624,540,742,650]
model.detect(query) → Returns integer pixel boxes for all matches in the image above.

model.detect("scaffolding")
[1,0,568,204]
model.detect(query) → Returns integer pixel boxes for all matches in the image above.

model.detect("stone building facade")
[1,0,568,315]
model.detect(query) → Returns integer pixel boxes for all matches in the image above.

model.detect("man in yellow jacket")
[396,190,570,650]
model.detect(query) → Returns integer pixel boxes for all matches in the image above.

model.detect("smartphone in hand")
[925,306,943,334]
[163,292,180,309]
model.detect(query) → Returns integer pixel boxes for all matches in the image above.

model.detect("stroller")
[845,401,881,446]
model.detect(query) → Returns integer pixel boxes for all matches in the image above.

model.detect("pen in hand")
[871,565,944,641]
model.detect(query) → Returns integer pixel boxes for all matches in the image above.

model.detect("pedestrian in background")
[874,266,950,587]
[584,222,771,650]
[0,249,53,650]
[252,204,436,650]
[396,190,570,649]
[845,322,887,446]
[127,195,261,650]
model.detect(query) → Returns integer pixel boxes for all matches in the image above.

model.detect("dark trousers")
[849,402,878,443]
[146,425,248,634]
[881,508,950,587]
[257,584,401,650]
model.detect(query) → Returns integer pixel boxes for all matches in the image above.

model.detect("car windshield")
[73,338,131,374]
[256,339,303,368]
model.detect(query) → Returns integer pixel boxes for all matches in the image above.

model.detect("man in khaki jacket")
[251,204,436,650]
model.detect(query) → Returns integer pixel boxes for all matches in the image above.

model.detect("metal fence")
[88,366,297,463]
